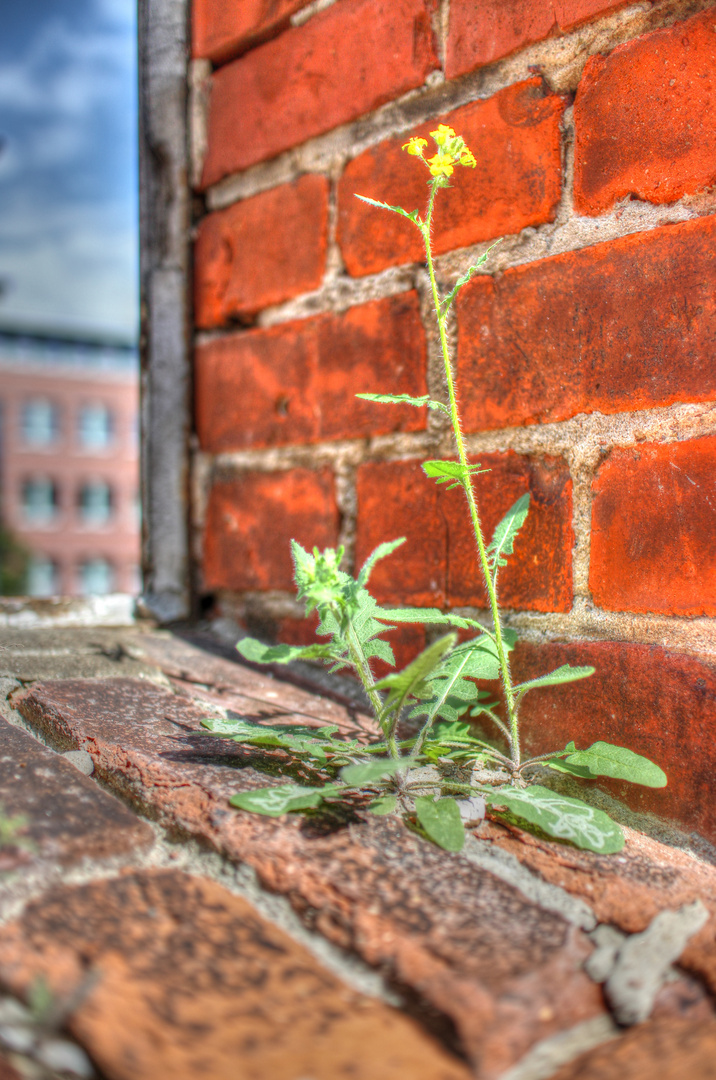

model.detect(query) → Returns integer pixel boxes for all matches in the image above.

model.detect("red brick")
[446,0,629,79]
[337,80,564,277]
[354,454,573,611]
[195,293,428,450]
[551,1017,716,1080]
[192,0,312,65]
[504,640,716,840]
[590,436,716,617]
[203,468,339,592]
[456,216,716,431]
[201,0,439,187]
[574,10,716,215]
[0,871,473,1080]
[194,176,328,329]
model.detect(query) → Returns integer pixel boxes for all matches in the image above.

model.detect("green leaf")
[440,238,503,313]
[375,634,457,724]
[562,742,667,788]
[368,795,397,815]
[485,785,624,853]
[487,494,530,574]
[237,637,334,666]
[414,796,466,852]
[229,784,337,817]
[514,664,596,696]
[356,393,448,414]
[201,717,349,766]
[375,607,474,630]
[357,537,406,587]
[340,758,405,787]
[354,194,421,224]
[422,460,488,490]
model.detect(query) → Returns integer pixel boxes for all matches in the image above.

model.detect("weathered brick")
[201,0,439,187]
[590,436,716,616]
[195,293,428,450]
[505,640,716,841]
[337,79,564,276]
[0,716,152,868]
[203,469,339,593]
[194,175,328,328]
[446,0,629,79]
[16,677,606,1077]
[456,216,716,431]
[192,0,312,65]
[574,10,716,215]
[551,1017,716,1080]
[0,871,473,1080]
[354,454,573,611]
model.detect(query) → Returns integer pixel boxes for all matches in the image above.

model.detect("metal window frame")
[138,0,192,622]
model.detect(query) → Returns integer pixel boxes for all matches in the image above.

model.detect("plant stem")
[345,621,384,722]
[422,181,521,772]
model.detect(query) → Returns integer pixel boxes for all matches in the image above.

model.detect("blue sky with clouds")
[0,0,137,339]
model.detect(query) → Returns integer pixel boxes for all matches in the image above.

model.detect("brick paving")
[2,627,716,1077]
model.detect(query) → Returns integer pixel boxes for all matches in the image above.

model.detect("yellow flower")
[428,150,455,177]
[430,124,457,149]
[402,136,428,157]
[459,148,477,169]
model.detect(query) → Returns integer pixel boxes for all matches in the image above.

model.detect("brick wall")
[190,0,716,836]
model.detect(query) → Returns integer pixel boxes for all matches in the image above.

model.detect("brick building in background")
[0,327,140,596]
[142,0,716,843]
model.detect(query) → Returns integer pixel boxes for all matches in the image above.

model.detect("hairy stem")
[344,621,384,723]
[422,181,521,771]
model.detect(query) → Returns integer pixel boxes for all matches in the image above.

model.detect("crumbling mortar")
[290,0,340,29]
[203,0,716,213]
[188,58,211,189]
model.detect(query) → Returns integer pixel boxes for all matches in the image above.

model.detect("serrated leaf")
[485,785,624,853]
[514,664,595,696]
[562,742,667,788]
[340,759,405,786]
[356,393,448,414]
[440,238,503,313]
[354,194,421,223]
[375,634,457,724]
[375,607,474,630]
[368,795,397,815]
[237,637,334,666]
[357,537,406,587]
[487,494,530,574]
[229,784,337,817]
[422,460,488,490]
[414,797,465,852]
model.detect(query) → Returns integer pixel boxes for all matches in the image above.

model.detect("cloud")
[0,3,137,336]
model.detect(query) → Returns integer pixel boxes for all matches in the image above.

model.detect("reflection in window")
[78,481,113,527]
[78,404,113,450]
[26,555,58,597]
[78,557,114,595]
[21,477,59,526]
[22,399,59,447]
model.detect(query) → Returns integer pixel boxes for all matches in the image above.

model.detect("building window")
[78,404,113,450]
[78,481,113,527]
[21,477,59,527]
[26,555,58,597]
[22,399,59,447]
[78,557,114,595]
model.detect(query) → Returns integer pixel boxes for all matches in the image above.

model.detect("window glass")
[78,404,113,450]
[78,481,112,526]
[26,555,58,597]
[21,477,58,526]
[22,399,59,447]
[78,557,114,595]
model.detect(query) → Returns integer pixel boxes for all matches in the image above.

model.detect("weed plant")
[204,127,666,854]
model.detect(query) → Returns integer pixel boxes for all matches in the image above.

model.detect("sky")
[0,0,137,340]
